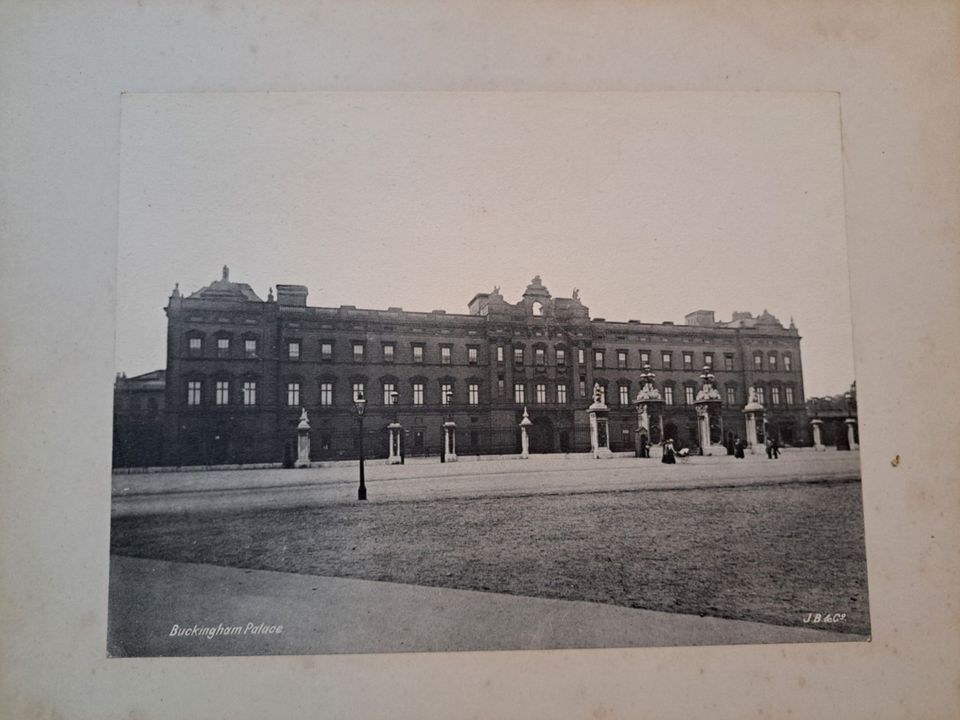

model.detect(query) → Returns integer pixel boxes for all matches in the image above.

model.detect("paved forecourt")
[108,555,861,657]
[112,449,862,516]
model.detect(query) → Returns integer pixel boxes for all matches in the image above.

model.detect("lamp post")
[442,390,457,462]
[387,390,403,465]
[354,389,367,500]
[392,390,404,464]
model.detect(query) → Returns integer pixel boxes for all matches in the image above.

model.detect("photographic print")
[108,91,869,656]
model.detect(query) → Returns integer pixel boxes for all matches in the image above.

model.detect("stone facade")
[114,268,810,467]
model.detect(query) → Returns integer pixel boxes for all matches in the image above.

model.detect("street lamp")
[354,389,367,501]
[441,390,454,463]
[391,390,404,465]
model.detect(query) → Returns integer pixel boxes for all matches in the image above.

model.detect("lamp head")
[354,389,366,416]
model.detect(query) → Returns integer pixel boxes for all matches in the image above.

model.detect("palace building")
[114,267,809,467]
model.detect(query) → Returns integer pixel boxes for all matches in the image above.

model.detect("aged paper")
[1,1,958,718]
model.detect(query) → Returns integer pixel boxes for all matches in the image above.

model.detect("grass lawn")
[111,479,870,635]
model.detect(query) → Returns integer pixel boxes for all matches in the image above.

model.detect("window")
[412,344,424,363]
[497,346,504,363]
[535,348,546,366]
[617,351,628,370]
[684,385,695,405]
[287,382,300,406]
[382,382,396,406]
[756,386,765,404]
[186,380,202,405]
[468,383,479,405]
[663,386,674,405]
[556,384,567,404]
[441,346,452,365]
[497,377,505,397]
[640,351,650,366]
[188,337,202,357]
[321,342,333,360]
[217,337,230,357]
[784,355,792,372]
[353,343,364,362]
[556,348,566,367]
[441,383,453,404]
[244,338,257,358]
[514,383,526,404]
[754,352,763,370]
[785,387,795,405]
[594,350,605,369]
[514,347,524,365]
[214,380,230,405]
[726,386,737,405]
[683,352,694,370]
[662,351,672,369]
[704,353,714,368]
[579,377,587,397]
[242,381,257,406]
[288,342,300,360]
[771,386,781,405]
[724,354,735,371]
[468,347,478,364]
[383,344,395,362]
[320,382,333,406]
[578,348,585,365]
[619,385,630,405]
[768,353,778,370]
[351,382,364,403]
[621,428,631,447]
[412,383,424,405]
[413,431,424,448]
[535,383,547,404]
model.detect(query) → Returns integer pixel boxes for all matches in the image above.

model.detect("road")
[112,448,861,516]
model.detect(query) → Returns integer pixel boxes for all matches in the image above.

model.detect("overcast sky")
[117,91,854,397]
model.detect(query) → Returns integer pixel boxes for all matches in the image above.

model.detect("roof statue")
[572,288,580,301]
[222,265,229,281]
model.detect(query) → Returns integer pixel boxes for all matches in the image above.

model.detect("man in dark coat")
[734,437,745,459]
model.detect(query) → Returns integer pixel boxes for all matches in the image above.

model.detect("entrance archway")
[530,416,556,453]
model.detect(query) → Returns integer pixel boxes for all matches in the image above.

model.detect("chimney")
[276,284,308,307]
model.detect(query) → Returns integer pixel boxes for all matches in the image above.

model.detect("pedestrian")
[639,433,649,459]
[734,436,745,459]
[661,438,676,464]
[765,437,773,459]
[772,437,780,459]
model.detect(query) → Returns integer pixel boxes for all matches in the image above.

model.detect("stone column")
[811,418,825,451]
[519,406,532,459]
[742,387,766,455]
[387,421,402,464]
[295,408,311,468]
[697,405,711,455]
[443,419,458,462]
[845,418,859,450]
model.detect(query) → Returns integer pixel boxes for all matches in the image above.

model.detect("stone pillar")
[443,420,458,462]
[387,421,402,464]
[295,408,311,468]
[588,409,612,458]
[742,387,766,455]
[811,418,825,451]
[519,406,532,459]
[697,405,711,455]
[845,418,859,450]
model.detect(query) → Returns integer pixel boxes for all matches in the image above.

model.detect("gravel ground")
[111,478,870,635]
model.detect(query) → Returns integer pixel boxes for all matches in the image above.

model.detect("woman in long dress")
[661,439,676,464]
[734,436,745,459]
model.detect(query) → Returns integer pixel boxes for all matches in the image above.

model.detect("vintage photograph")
[107,91,869,656]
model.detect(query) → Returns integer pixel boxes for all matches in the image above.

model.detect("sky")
[117,91,855,397]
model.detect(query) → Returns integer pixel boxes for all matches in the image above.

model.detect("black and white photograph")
[107,91,869,657]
